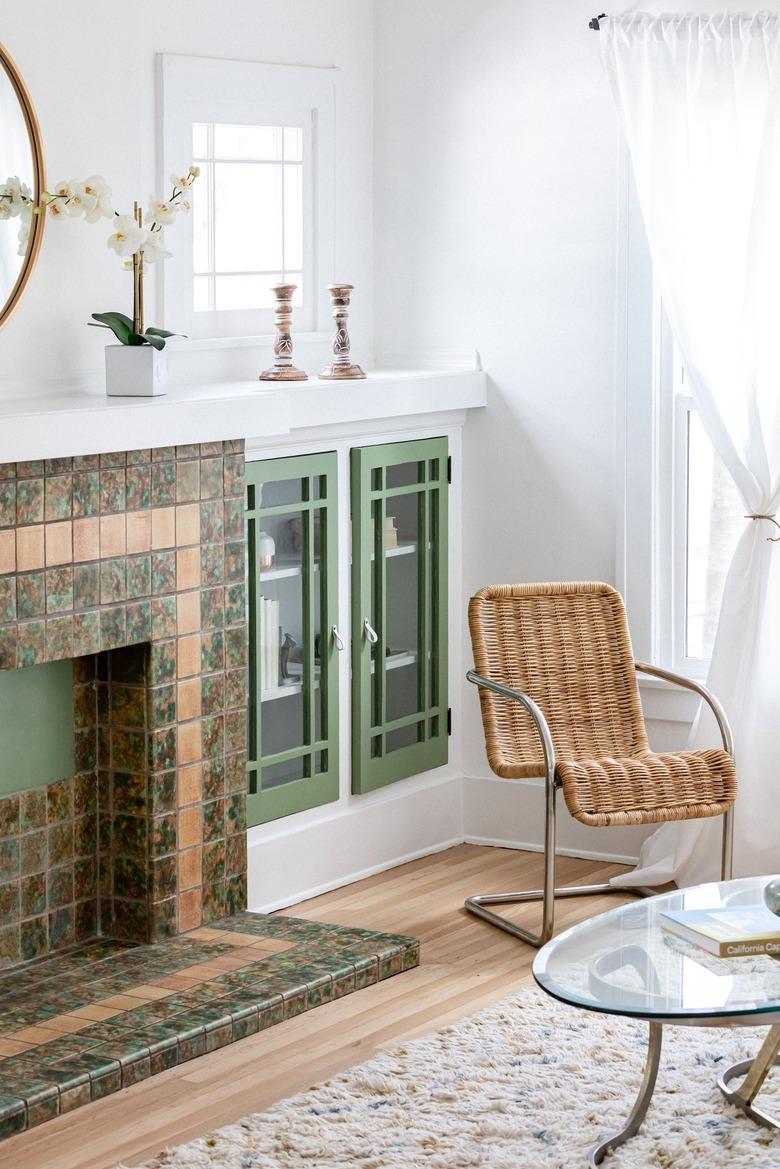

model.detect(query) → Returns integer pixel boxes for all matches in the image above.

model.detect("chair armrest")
[466,669,556,780]
[634,661,734,756]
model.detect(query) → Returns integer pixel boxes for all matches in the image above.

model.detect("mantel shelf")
[0,366,487,464]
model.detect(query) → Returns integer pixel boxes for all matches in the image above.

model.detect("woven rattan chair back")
[468,582,651,779]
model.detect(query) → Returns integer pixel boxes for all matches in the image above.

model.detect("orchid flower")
[141,234,172,263]
[145,197,177,227]
[107,214,147,258]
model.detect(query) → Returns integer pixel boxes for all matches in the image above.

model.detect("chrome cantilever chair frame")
[465,662,735,948]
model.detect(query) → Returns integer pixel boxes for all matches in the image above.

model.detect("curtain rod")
[589,13,607,30]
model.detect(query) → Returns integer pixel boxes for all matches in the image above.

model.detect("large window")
[160,56,335,339]
[618,161,744,677]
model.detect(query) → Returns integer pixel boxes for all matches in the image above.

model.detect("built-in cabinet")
[246,436,449,826]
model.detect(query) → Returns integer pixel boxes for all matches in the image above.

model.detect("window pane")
[214,124,282,161]
[283,164,304,271]
[190,121,307,314]
[215,162,283,272]
[215,274,280,311]
[686,411,744,659]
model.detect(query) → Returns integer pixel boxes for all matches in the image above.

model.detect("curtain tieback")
[746,514,780,542]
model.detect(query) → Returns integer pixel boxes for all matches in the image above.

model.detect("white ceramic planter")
[105,344,168,397]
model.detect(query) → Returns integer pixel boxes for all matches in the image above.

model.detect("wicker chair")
[467,581,736,947]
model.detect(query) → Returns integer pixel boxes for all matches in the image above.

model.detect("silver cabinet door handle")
[331,625,345,651]
[363,618,379,644]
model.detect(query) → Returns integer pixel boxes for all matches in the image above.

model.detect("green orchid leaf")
[145,327,186,339]
[90,311,134,345]
[137,332,167,351]
[92,311,134,331]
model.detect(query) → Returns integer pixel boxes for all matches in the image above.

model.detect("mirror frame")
[0,40,45,331]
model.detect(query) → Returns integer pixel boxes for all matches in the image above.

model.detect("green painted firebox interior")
[0,660,75,796]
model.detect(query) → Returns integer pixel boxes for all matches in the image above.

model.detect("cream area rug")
[129,988,780,1168]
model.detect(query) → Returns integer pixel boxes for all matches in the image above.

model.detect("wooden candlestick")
[259,283,308,382]
[319,284,365,380]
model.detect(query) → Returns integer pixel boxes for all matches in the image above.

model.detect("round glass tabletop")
[533,876,780,1023]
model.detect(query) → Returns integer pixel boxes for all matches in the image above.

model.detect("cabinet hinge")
[447,707,452,736]
[447,455,452,484]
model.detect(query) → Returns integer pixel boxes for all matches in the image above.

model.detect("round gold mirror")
[0,41,45,330]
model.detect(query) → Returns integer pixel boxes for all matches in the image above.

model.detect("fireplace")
[0,443,248,968]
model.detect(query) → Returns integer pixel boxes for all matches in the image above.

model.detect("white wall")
[373,1,629,855]
[0,0,374,391]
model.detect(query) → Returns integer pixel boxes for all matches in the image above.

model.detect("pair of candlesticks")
[259,282,365,382]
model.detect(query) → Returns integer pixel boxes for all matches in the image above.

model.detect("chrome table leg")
[587,1021,663,1167]
[718,1024,780,1130]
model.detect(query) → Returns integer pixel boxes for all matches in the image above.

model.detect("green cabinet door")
[245,452,340,825]
[351,437,449,794]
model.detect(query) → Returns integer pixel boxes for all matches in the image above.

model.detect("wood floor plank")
[2,844,632,1169]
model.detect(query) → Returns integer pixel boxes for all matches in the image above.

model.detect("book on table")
[661,905,780,958]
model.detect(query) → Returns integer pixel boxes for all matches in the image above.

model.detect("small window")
[191,121,305,315]
[160,56,335,340]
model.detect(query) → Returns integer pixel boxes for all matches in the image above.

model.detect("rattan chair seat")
[556,748,736,827]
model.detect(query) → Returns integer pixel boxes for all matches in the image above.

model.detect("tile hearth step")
[0,912,419,1139]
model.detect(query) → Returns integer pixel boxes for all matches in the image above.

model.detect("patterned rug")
[127,986,780,1168]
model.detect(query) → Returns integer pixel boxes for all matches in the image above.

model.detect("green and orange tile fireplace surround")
[0,440,419,1139]
[0,442,249,962]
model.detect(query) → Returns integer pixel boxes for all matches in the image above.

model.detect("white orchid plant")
[40,166,200,349]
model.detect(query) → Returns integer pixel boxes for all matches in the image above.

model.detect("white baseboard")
[247,775,463,912]
[251,836,463,913]
[462,834,640,866]
[461,774,653,865]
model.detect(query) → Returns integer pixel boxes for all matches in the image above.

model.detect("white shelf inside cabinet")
[260,560,319,582]
[375,542,416,560]
[261,676,320,702]
[264,544,417,581]
[371,651,417,673]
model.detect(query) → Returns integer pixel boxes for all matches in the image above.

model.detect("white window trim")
[616,145,709,692]
[157,54,337,341]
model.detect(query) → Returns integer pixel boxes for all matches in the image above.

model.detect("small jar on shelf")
[258,530,276,569]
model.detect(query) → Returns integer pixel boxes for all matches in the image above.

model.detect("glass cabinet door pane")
[384,489,422,737]
[246,454,339,825]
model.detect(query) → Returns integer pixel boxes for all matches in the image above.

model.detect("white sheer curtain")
[601,14,780,888]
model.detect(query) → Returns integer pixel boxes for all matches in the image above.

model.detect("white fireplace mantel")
[0,368,487,463]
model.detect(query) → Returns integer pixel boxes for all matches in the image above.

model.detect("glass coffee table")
[533,876,780,1165]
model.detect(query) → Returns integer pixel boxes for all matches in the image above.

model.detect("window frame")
[158,54,336,340]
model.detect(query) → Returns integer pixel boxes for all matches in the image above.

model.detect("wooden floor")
[7,845,633,1169]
